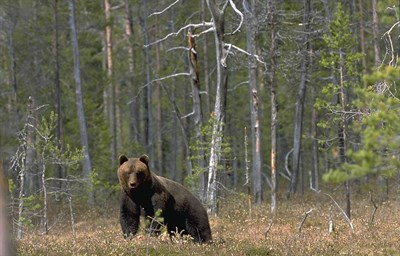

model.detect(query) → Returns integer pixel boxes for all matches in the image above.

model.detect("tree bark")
[68,0,93,204]
[104,0,118,166]
[243,0,262,204]
[371,0,381,66]
[205,0,229,215]
[139,0,155,169]
[311,93,319,191]
[52,0,64,191]
[268,0,278,214]
[188,31,206,197]
[201,0,211,118]
[155,18,163,175]
[288,0,311,196]
[124,0,140,145]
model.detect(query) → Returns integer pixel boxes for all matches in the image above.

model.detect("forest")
[1,0,400,255]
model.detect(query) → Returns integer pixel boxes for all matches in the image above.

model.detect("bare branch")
[180,111,194,119]
[149,0,180,17]
[225,0,244,36]
[144,22,214,48]
[223,43,266,67]
[129,73,191,104]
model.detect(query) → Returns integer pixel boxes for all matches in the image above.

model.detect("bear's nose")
[129,182,137,188]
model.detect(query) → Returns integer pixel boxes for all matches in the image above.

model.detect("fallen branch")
[324,193,354,233]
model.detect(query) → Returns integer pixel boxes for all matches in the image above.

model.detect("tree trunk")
[288,0,311,196]
[52,0,64,191]
[205,0,229,215]
[124,0,140,145]
[188,31,206,197]
[311,92,319,191]
[155,19,163,175]
[268,0,278,214]
[68,0,93,204]
[201,0,211,118]
[104,0,118,166]
[139,0,155,169]
[0,139,13,254]
[371,0,381,66]
[243,0,262,204]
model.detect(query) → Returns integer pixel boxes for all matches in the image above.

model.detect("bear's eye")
[136,172,145,180]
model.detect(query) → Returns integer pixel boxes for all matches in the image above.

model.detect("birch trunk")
[68,0,93,204]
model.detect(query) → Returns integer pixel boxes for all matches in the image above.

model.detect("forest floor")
[16,190,400,255]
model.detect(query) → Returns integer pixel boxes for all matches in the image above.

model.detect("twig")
[298,208,313,233]
[128,73,191,104]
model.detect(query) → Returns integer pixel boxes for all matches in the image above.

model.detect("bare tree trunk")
[155,19,163,175]
[243,0,262,204]
[288,0,311,196]
[188,31,206,196]
[52,0,64,192]
[371,0,381,66]
[68,0,93,204]
[338,50,351,219]
[40,152,48,235]
[205,0,229,215]
[139,0,155,169]
[311,93,319,191]
[124,0,140,146]
[201,0,211,118]
[268,0,278,214]
[0,133,13,255]
[24,97,38,196]
[358,0,367,83]
[104,0,118,166]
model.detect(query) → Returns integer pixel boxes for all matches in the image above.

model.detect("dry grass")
[16,192,400,255]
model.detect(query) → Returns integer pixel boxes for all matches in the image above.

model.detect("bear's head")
[118,154,151,194]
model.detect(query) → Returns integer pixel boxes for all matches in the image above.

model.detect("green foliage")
[318,3,364,183]
[36,111,84,171]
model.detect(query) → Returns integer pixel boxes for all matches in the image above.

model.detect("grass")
[16,191,400,255]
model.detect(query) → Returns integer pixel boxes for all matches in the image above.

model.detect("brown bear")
[117,154,212,244]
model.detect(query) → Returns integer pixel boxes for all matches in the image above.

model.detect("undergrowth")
[16,191,400,255]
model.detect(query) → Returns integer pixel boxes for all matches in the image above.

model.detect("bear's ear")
[119,155,129,166]
[139,154,149,166]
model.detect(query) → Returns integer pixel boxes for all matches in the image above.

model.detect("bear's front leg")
[120,191,140,239]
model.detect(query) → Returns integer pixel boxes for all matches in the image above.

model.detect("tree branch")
[144,22,214,48]
[148,0,181,17]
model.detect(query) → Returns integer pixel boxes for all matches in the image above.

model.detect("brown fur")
[117,154,212,243]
